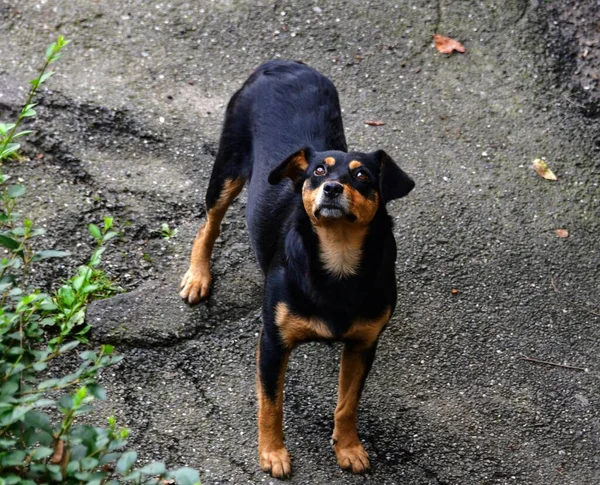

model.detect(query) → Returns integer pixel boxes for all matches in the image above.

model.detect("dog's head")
[268,147,414,225]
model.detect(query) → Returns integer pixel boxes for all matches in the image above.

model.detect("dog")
[180,60,414,478]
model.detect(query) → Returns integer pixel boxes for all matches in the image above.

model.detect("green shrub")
[0,37,200,485]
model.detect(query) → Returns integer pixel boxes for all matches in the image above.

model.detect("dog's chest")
[275,302,390,348]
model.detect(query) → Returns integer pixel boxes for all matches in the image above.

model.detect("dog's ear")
[373,150,415,202]
[268,147,314,185]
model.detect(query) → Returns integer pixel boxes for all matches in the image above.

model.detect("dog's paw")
[260,447,292,479]
[334,442,370,474]
[179,268,211,304]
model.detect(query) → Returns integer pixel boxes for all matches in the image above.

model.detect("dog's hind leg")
[180,98,250,304]
[179,177,245,303]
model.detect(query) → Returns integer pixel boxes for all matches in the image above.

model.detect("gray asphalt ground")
[1,1,599,484]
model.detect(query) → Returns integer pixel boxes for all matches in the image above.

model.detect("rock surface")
[1,1,599,484]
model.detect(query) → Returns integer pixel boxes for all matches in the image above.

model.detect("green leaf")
[0,143,20,159]
[0,439,17,449]
[39,71,55,84]
[98,452,121,465]
[80,350,97,361]
[87,384,106,400]
[139,461,166,475]
[57,285,75,307]
[0,475,22,485]
[48,53,63,64]
[40,300,58,311]
[23,410,53,432]
[0,235,20,250]
[81,457,99,470]
[123,471,142,481]
[45,42,58,60]
[102,231,119,242]
[6,185,25,198]
[59,340,80,353]
[0,405,31,426]
[32,361,48,371]
[32,250,71,261]
[32,398,55,408]
[103,216,114,230]
[38,378,60,390]
[22,108,36,118]
[46,463,62,481]
[0,123,16,135]
[89,246,106,267]
[102,344,115,355]
[116,450,137,474]
[168,467,201,485]
[89,223,102,240]
[30,446,53,460]
[0,380,18,395]
[0,450,26,467]
[81,284,99,294]
[11,130,34,139]
[66,460,80,474]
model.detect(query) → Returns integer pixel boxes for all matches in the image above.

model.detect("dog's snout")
[323,182,343,198]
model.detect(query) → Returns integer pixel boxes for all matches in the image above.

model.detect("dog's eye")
[314,166,326,176]
[355,170,369,182]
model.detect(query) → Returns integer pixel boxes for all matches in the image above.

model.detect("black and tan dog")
[180,60,414,478]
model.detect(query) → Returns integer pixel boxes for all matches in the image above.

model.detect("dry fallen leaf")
[364,120,385,126]
[451,288,459,295]
[532,158,557,180]
[555,229,569,238]
[434,34,466,55]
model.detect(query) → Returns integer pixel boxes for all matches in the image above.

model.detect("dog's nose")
[323,182,343,198]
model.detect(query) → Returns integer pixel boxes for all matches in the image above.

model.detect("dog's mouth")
[315,205,344,219]
[314,203,356,222]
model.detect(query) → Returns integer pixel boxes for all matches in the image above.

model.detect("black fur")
[200,59,414,473]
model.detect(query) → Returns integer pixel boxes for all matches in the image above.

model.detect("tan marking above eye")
[324,157,336,166]
[349,160,362,170]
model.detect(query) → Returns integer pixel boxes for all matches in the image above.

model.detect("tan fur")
[275,302,332,348]
[349,160,362,170]
[314,223,366,278]
[283,150,309,181]
[344,307,391,344]
[332,307,391,473]
[180,178,245,303]
[301,178,380,279]
[324,156,336,166]
[346,186,379,226]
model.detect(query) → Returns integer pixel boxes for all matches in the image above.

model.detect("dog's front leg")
[256,327,292,478]
[332,340,378,474]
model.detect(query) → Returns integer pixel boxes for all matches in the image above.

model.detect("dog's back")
[222,60,348,270]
